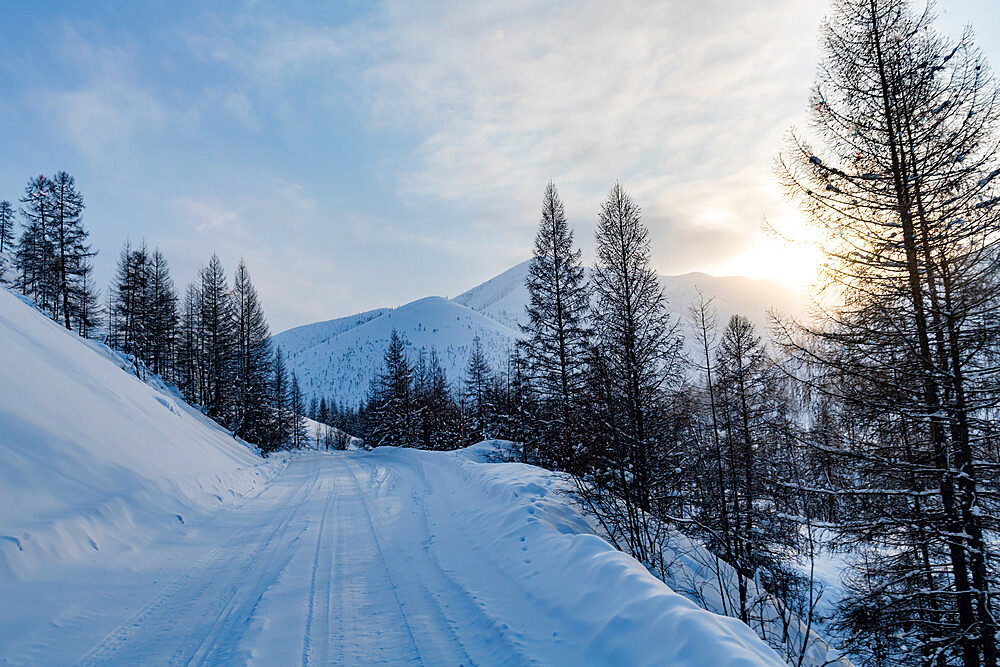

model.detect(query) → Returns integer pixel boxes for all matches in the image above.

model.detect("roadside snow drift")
[0,287,275,579]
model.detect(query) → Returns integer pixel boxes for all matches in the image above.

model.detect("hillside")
[275,260,806,407]
[0,287,278,581]
[274,296,520,408]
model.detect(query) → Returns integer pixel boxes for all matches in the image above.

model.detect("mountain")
[274,296,520,408]
[273,261,806,408]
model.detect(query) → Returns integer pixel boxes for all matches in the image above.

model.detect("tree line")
[2,176,309,456]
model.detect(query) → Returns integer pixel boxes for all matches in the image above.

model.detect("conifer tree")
[232,260,273,445]
[47,172,92,330]
[778,1,1000,661]
[176,282,203,402]
[198,254,237,425]
[15,175,54,311]
[463,335,493,443]
[0,200,14,256]
[290,372,308,448]
[109,240,152,365]
[371,330,414,446]
[270,347,291,452]
[576,183,684,568]
[520,181,590,465]
[76,260,103,338]
[147,249,178,378]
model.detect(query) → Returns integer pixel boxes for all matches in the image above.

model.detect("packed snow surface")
[275,259,805,407]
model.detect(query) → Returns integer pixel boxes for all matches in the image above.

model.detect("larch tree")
[47,171,92,330]
[15,175,54,312]
[778,0,1000,662]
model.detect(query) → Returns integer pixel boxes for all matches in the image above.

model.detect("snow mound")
[0,287,279,579]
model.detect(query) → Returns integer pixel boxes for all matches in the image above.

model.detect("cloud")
[174,198,244,233]
[39,82,166,161]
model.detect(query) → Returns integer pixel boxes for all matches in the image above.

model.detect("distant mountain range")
[272,260,805,407]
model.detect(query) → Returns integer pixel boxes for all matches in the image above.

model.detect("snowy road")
[68,453,523,665]
[4,449,783,666]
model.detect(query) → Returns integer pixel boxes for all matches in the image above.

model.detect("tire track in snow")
[381,455,535,666]
[300,481,335,666]
[342,458,432,665]
[75,459,319,666]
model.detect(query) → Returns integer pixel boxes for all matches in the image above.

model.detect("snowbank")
[365,445,786,666]
[0,287,280,578]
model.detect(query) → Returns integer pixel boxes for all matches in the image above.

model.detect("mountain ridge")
[273,261,806,407]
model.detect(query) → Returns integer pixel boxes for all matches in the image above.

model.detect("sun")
[719,236,823,287]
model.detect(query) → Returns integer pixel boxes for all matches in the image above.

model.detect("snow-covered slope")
[453,259,532,330]
[274,296,519,408]
[0,287,277,580]
[455,259,804,335]
[276,260,805,408]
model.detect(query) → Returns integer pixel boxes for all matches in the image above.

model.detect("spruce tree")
[76,260,103,338]
[176,282,203,403]
[270,347,291,452]
[463,335,493,444]
[198,254,237,425]
[109,240,152,367]
[577,182,684,568]
[147,249,178,378]
[290,372,308,448]
[371,330,414,446]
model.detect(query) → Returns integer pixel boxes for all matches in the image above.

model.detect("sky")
[1,0,997,333]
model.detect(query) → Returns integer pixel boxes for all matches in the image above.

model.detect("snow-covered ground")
[3,448,785,665]
[1,284,789,664]
[274,259,806,408]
